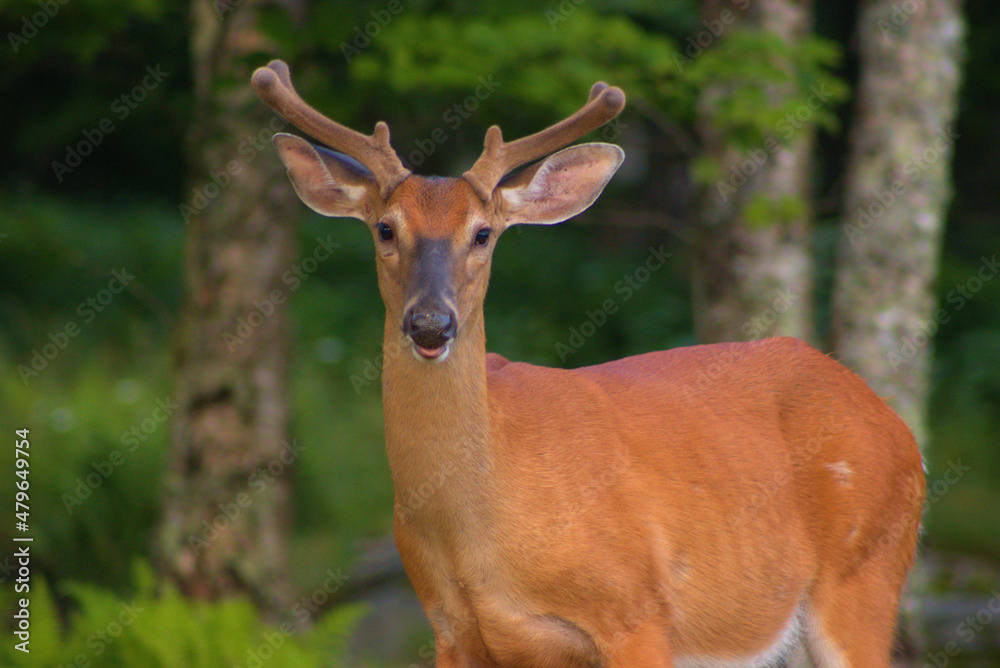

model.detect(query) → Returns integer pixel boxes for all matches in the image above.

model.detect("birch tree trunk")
[155,0,298,612]
[692,0,815,344]
[831,0,964,452]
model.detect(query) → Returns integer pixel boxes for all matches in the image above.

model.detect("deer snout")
[403,306,457,362]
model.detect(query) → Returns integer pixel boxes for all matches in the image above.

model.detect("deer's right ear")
[273,133,380,220]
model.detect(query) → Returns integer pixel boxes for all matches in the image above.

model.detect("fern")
[0,561,364,668]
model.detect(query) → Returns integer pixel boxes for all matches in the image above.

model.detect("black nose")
[404,308,456,350]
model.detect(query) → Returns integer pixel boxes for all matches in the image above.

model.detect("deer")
[252,59,925,668]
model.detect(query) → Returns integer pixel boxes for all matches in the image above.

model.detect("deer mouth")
[403,305,456,363]
[412,342,451,362]
[409,326,452,362]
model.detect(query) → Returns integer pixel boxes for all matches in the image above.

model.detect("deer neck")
[381,307,495,534]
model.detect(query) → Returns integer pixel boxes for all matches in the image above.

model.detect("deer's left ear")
[496,143,624,226]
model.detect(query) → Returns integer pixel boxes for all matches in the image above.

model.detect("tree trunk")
[155,0,298,613]
[692,0,815,344]
[831,0,964,452]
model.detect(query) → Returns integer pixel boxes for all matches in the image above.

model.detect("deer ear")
[496,143,624,226]
[273,133,380,220]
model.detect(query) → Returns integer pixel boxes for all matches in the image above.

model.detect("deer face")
[253,61,624,362]
[374,176,493,362]
[274,137,622,362]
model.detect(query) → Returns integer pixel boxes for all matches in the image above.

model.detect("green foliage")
[0,194,181,347]
[1,2,999,663]
[684,29,848,226]
[350,11,680,114]
[315,8,848,231]
[0,194,180,591]
[337,9,847,149]
[0,195,396,598]
[683,30,849,147]
[0,562,364,667]
[742,193,809,230]
[927,329,1000,558]
[0,0,167,65]
[0,1,188,199]
[0,344,173,587]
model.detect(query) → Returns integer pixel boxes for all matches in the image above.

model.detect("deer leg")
[803,549,912,668]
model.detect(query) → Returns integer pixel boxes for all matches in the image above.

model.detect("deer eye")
[474,228,491,246]
[376,222,394,242]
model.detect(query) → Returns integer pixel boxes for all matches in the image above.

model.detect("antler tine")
[251,60,410,198]
[462,83,626,201]
[587,81,609,102]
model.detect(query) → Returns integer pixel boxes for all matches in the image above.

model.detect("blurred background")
[1,0,998,665]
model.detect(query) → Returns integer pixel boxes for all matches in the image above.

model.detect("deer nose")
[403,307,457,358]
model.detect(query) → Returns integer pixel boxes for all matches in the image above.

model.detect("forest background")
[1,0,998,665]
